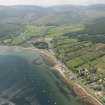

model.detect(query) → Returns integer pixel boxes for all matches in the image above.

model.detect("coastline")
[0,46,103,105]
[25,47,103,105]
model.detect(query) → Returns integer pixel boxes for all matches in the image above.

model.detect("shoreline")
[25,47,103,105]
[0,46,103,105]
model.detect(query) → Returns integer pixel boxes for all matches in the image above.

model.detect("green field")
[0,25,83,45]
[53,36,105,72]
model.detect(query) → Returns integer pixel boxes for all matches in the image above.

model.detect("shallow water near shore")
[0,47,88,105]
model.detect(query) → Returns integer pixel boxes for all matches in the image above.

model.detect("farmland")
[52,36,105,103]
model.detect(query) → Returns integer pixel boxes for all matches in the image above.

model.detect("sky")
[0,0,104,6]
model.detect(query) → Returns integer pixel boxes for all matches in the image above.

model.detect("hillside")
[0,5,105,37]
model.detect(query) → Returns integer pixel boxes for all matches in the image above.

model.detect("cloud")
[0,0,104,6]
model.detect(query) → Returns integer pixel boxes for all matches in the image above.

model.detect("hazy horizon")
[0,0,104,6]
[1,3,105,7]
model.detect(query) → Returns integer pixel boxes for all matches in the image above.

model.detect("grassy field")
[52,36,105,72]
[10,25,84,45]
